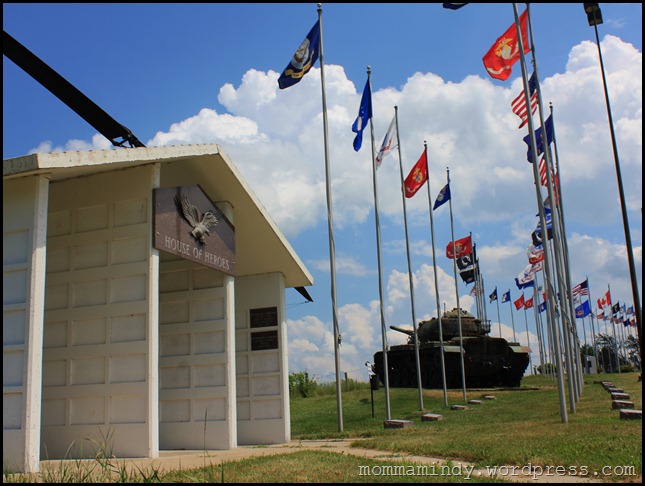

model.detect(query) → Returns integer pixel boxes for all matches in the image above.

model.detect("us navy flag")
[278,21,320,90]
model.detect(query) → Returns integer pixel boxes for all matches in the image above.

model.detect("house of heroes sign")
[153,185,236,275]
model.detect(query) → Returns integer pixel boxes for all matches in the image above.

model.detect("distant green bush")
[289,371,318,398]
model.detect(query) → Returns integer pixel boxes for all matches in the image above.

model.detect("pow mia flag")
[457,254,475,284]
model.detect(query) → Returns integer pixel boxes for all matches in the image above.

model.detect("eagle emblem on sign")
[175,194,220,245]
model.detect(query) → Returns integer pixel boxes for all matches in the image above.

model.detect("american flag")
[511,72,538,129]
[538,156,560,203]
[572,279,589,297]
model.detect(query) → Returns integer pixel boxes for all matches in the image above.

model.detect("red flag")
[514,294,525,310]
[524,297,534,309]
[404,150,428,198]
[482,9,530,81]
[597,289,611,308]
[446,235,472,259]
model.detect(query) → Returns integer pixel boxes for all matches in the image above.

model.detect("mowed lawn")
[4,373,640,483]
[291,373,642,481]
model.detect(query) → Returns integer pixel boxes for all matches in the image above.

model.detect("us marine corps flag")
[482,8,530,81]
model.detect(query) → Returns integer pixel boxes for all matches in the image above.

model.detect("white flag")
[375,115,398,168]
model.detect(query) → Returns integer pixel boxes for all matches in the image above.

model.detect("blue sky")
[3,3,642,382]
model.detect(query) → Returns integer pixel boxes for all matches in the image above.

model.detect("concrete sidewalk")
[38,439,604,483]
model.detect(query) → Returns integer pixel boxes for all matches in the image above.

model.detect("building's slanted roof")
[3,144,313,289]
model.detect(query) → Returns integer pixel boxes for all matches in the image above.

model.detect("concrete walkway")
[38,439,606,483]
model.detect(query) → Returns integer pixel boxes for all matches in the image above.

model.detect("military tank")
[373,308,530,389]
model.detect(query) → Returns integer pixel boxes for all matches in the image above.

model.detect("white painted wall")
[158,254,236,450]
[40,165,158,459]
[3,175,49,473]
[235,273,290,444]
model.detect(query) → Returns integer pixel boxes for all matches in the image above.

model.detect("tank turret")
[374,308,530,389]
[392,308,491,344]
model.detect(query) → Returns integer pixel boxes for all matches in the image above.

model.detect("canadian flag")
[597,290,611,309]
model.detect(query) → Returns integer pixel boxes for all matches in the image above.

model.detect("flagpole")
[494,289,502,338]
[394,109,424,411]
[507,290,517,343]
[423,141,449,407]
[607,284,620,373]
[317,4,343,432]
[446,167,467,402]
[524,286,540,376]
[585,5,642,374]
[533,292,543,375]
[523,292,533,374]
[545,102,583,398]
[366,67,393,419]
[469,234,482,322]
[524,3,580,407]
[513,2,567,423]
[590,312,602,372]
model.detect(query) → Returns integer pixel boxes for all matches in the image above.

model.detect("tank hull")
[373,336,529,389]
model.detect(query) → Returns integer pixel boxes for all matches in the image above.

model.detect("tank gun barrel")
[390,325,415,336]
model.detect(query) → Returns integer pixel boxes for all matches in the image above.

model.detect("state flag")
[524,114,554,163]
[489,287,498,303]
[575,300,591,318]
[352,78,372,151]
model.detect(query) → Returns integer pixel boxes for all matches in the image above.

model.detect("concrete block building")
[3,144,313,473]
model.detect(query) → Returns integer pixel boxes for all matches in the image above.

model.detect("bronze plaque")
[250,307,278,328]
[251,331,279,351]
[153,185,235,275]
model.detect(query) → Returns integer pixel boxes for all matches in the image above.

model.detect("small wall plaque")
[251,331,279,351]
[250,307,278,329]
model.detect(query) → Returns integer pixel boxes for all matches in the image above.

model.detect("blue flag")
[433,183,451,210]
[278,21,320,90]
[538,301,546,313]
[489,287,498,303]
[575,299,591,318]
[501,290,511,303]
[352,78,372,151]
[523,115,554,163]
[443,3,469,9]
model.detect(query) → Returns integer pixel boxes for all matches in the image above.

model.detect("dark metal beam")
[3,30,145,148]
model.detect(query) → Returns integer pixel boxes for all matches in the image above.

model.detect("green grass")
[290,372,642,481]
[161,451,507,483]
[3,373,641,482]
